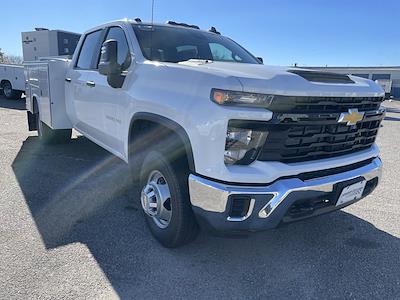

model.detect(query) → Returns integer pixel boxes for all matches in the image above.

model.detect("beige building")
[21,28,80,61]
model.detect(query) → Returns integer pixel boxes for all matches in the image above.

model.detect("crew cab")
[25,19,385,247]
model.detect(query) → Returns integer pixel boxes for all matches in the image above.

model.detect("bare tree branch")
[0,48,23,64]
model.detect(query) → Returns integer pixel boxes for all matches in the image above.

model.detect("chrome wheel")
[141,170,172,229]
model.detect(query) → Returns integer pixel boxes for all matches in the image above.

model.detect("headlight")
[224,121,268,165]
[211,89,275,108]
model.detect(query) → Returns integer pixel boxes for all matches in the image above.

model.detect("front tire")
[139,150,198,248]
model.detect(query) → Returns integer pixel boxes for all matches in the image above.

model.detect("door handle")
[65,78,71,83]
[86,81,95,87]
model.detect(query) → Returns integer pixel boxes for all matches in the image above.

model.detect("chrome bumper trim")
[188,158,382,221]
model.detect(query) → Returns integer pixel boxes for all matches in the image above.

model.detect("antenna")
[150,0,155,60]
[151,0,155,25]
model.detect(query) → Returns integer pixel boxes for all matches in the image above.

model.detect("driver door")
[82,26,132,157]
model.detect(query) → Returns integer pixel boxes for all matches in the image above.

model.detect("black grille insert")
[267,95,383,113]
[257,110,384,163]
[294,158,375,181]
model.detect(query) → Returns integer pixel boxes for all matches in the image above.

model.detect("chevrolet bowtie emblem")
[338,108,364,126]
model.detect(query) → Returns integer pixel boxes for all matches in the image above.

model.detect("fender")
[128,112,195,172]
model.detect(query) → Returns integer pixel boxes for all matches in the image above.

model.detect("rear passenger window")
[76,30,102,69]
[176,45,198,61]
[104,27,130,66]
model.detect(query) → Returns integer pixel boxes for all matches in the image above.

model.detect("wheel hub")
[141,184,160,217]
[140,170,172,228]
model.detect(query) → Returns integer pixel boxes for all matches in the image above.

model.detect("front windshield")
[132,24,260,64]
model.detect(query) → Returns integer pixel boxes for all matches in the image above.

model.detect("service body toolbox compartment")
[25,58,72,130]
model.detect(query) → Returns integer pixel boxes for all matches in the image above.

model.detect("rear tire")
[35,110,71,144]
[139,150,198,248]
[2,81,22,100]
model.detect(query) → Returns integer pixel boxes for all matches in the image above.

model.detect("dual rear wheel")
[35,107,71,144]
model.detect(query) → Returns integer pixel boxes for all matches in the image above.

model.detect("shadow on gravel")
[0,96,26,110]
[12,136,400,299]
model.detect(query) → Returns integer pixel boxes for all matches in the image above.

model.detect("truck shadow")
[384,116,400,122]
[384,105,400,122]
[12,136,400,299]
[0,96,26,110]
[384,106,400,114]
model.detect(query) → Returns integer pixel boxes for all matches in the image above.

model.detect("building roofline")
[304,66,400,70]
[22,29,81,35]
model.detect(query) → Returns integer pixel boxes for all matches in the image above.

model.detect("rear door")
[65,29,104,134]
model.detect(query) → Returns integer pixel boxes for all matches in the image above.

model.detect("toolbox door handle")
[86,81,95,87]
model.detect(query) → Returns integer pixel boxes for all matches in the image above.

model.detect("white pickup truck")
[25,19,385,247]
[0,64,25,99]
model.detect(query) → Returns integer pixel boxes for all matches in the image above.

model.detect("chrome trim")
[188,158,382,220]
[226,198,255,222]
[258,158,381,218]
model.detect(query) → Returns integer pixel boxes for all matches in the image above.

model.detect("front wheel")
[139,151,198,248]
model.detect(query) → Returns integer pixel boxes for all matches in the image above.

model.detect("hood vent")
[288,69,355,84]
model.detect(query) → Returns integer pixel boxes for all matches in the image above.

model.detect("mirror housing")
[257,57,264,64]
[98,39,125,88]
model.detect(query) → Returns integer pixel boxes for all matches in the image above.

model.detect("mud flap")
[27,111,37,131]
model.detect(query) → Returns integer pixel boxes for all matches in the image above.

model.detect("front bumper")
[188,158,382,232]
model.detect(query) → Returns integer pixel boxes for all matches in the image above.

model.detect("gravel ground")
[0,96,399,299]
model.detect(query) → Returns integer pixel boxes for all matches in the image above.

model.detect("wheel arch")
[1,79,11,86]
[128,112,195,172]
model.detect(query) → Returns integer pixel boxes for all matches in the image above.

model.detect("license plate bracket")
[336,179,367,207]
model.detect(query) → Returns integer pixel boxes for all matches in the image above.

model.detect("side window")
[76,30,102,69]
[209,43,242,62]
[104,27,130,66]
[176,45,198,61]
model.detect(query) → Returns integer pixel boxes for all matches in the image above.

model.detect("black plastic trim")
[288,69,355,84]
[193,157,377,187]
[27,111,37,131]
[129,112,195,172]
